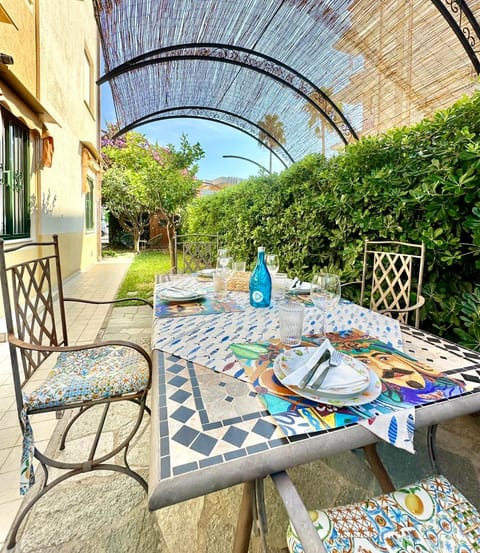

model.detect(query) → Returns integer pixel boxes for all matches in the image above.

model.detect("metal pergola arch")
[431,0,480,73]
[93,0,480,163]
[116,106,294,168]
[99,42,358,145]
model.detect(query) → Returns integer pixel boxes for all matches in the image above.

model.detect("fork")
[298,350,330,389]
[309,350,343,390]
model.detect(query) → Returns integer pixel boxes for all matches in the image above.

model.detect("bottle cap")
[258,246,265,252]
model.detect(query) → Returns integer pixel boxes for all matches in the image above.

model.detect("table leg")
[233,481,254,553]
[363,444,395,493]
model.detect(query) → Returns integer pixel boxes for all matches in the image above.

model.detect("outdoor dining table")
[148,275,480,553]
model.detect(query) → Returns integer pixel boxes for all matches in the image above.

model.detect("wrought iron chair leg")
[128,397,151,416]
[6,463,147,549]
[59,406,90,450]
[9,398,148,549]
[427,424,440,473]
[88,403,111,459]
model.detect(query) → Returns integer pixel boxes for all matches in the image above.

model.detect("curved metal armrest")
[64,296,153,308]
[378,295,425,316]
[8,335,153,386]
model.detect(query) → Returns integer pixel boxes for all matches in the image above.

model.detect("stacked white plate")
[158,286,206,303]
[197,269,215,279]
[273,346,382,406]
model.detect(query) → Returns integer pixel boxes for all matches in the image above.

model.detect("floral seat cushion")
[21,345,150,494]
[287,475,480,552]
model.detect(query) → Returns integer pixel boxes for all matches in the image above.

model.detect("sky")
[100,86,284,181]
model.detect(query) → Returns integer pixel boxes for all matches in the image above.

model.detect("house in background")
[0,0,101,295]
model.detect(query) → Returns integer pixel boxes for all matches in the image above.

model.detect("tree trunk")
[166,219,177,273]
[132,227,141,253]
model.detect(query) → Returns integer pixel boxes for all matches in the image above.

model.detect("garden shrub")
[186,92,480,349]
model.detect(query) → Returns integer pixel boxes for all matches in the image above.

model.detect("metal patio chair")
[272,471,480,553]
[344,240,426,329]
[341,240,427,492]
[0,235,152,549]
[174,233,218,273]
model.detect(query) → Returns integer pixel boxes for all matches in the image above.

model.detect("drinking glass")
[266,253,279,275]
[272,272,289,302]
[278,301,305,346]
[213,269,228,299]
[214,256,232,299]
[232,261,246,272]
[216,248,231,270]
[310,273,341,336]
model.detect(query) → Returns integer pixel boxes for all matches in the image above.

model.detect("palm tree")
[303,88,341,156]
[257,113,286,173]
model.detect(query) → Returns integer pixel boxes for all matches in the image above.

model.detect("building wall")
[0,0,101,284]
[0,0,36,91]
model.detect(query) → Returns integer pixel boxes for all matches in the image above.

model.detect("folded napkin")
[319,358,369,391]
[359,408,416,453]
[282,339,369,392]
[282,339,332,386]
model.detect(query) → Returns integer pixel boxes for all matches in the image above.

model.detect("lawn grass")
[115,251,174,302]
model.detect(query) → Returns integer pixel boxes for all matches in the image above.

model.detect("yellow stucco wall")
[0,1,36,91]
[36,0,101,276]
[0,0,101,321]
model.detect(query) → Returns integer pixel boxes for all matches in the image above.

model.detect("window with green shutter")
[85,176,94,231]
[0,107,30,240]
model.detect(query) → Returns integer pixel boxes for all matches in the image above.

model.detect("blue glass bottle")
[249,247,272,307]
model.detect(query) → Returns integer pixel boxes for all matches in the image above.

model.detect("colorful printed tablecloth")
[230,329,467,452]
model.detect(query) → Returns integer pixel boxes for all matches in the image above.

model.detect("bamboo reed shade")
[94,0,480,162]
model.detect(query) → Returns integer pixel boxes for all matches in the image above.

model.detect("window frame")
[0,107,31,240]
[84,174,95,232]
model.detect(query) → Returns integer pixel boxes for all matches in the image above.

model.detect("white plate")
[197,269,215,279]
[287,288,312,296]
[158,289,206,303]
[273,348,382,406]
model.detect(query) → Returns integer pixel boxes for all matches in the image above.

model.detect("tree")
[302,89,341,156]
[257,114,286,173]
[101,125,204,258]
[142,135,204,268]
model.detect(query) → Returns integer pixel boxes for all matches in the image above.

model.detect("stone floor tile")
[0,427,22,450]
[0,498,23,548]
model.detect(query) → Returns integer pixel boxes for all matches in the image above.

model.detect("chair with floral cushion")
[0,235,152,549]
[271,471,480,553]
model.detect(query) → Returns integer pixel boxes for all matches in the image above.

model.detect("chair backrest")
[0,235,68,399]
[175,233,218,273]
[360,240,425,327]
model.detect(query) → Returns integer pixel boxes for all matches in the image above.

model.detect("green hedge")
[186,92,480,349]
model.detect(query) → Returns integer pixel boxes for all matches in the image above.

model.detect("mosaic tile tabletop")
[149,325,480,510]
